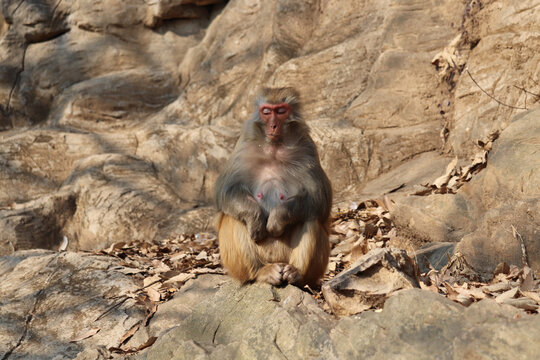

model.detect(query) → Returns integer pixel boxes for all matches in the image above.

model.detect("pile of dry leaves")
[90,233,222,353]
[325,199,395,280]
[421,253,540,312]
[321,200,539,314]
[414,130,499,195]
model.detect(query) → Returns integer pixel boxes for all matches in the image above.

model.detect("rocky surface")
[1,0,540,358]
[322,248,420,316]
[1,252,538,359]
[139,277,540,360]
[0,0,538,275]
[393,109,540,276]
[0,250,147,359]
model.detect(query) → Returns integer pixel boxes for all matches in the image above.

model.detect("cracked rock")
[322,248,420,316]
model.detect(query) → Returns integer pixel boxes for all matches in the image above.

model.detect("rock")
[454,110,540,275]
[322,248,420,316]
[357,151,451,200]
[1,0,69,43]
[2,257,537,360]
[142,280,339,360]
[392,109,540,276]
[138,279,540,360]
[332,289,540,360]
[145,1,211,28]
[0,250,147,359]
[415,242,456,273]
[450,1,540,158]
[0,192,76,254]
[392,192,478,247]
[127,274,226,348]
[60,153,196,251]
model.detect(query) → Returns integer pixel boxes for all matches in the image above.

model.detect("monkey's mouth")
[266,133,281,142]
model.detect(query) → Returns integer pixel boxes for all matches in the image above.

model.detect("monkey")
[214,87,332,287]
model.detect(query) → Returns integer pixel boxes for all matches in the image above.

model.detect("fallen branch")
[511,225,529,268]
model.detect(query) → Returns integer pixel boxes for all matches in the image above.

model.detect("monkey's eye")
[261,108,272,115]
[276,107,288,114]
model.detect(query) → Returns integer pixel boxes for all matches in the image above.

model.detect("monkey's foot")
[256,263,301,286]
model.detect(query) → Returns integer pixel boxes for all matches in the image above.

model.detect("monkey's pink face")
[259,103,291,142]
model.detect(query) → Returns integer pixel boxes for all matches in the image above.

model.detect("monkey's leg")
[288,220,330,287]
[218,213,263,283]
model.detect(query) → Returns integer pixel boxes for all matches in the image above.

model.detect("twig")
[95,296,129,322]
[511,225,529,268]
[513,85,540,98]
[466,70,528,110]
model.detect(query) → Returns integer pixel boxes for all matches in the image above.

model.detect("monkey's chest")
[255,180,287,213]
[253,165,299,213]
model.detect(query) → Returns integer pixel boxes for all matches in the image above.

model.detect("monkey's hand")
[245,210,268,243]
[267,204,291,237]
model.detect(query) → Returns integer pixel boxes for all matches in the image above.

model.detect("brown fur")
[217,213,329,287]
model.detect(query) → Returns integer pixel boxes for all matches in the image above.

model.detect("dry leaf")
[433,157,458,188]
[493,262,510,276]
[495,287,519,304]
[70,328,100,342]
[144,302,158,326]
[119,322,141,345]
[109,336,157,354]
[114,267,145,275]
[443,283,459,301]
[170,252,187,262]
[350,238,368,263]
[502,298,538,311]
[145,287,161,302]
[419,281,440,294]
[150,261,171,274]
[522,291,540,304]
[143,275,161,288]
[195,250,208,260]
[192,267,224,275]
[456,293,473,306]
[59,236,69,252]
[484,282,513,294]
[328,261,337,272]
[163,273,195,285]
[519,267,535,292]
[333,222,349,235]
[464,286,486,300]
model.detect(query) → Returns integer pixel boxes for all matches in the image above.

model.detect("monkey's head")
[255,87,302,143]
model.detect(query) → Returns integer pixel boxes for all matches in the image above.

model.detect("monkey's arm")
[215,172,268,242]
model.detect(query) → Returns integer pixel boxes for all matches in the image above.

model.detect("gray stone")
[414,242,456,273]
[0,250,146,359]
[332,289,540,360]
[143,281,338,360]
[139,280,540,360]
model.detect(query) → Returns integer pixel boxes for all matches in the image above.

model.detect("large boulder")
[0,250,146,359]
[392,109,540,276]
[141,280,540,360]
